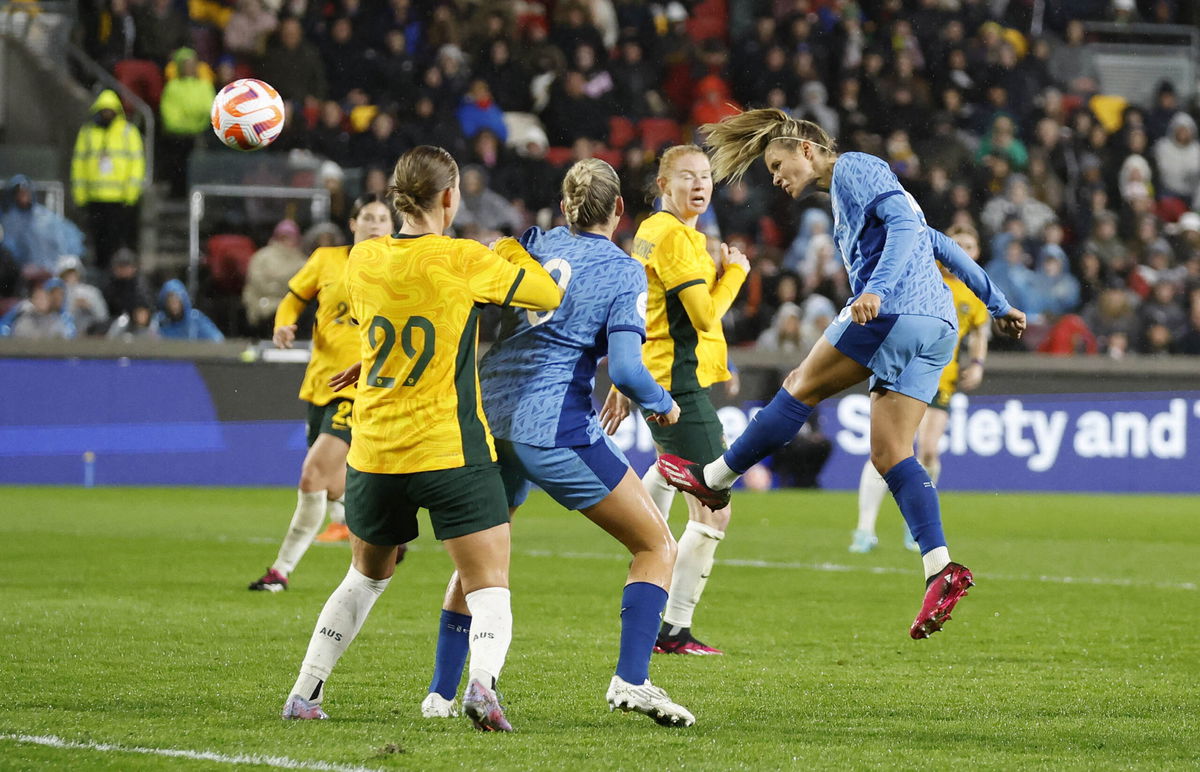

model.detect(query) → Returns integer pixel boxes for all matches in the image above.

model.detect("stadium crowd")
[3,0,1200,355]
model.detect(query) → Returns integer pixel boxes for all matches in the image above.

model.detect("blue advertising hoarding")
[2,358,1197,493]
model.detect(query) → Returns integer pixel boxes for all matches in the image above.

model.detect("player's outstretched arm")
[608,329,677,425]
[929,228,1026,339]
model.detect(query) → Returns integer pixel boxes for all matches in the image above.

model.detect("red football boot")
[910,562,974,639]
[656,455,731,510]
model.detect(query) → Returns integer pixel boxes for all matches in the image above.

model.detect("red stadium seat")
[594,147,624,170]
[205,234,256,295]
[609,116,636,150]
[113,59,164,110]
[686,0,728,43]
[638,118,683,152]
[758,216,782,248]
[545,146,574,167]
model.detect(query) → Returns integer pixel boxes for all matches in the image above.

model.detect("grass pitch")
[1,486,1197,770]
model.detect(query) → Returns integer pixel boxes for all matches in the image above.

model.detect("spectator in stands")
[350,112,406,171]
[457,80,508,143]
[1137,280,1185,351]
[691,74,741,128]
[102,248,150,318]
[1050,19,1099,96]
[552,1,607,69]
[223,0,276,58]
[1153,112,1200,202]
[755,301,804,353]
[399,95,465,157]
[981,176,1057,239]
[56,255,109,334]
[0,279,75,339]
[454,166,521,236]
[72,90,143,270]
[1175,301,1200,354]
[106,292,159,340]
[541,70,610,147]
[0,175,85,272]
[1023,246,1081,321]
[309,101,353,168]
[977,114,1029,171]
[611,36,663,119]
[987,239,1035,311]
[98,0,136,71]
[1146,80,1181,142]
[466,130,521,203]
[374,29,418,111]
[482,38,531,112]
[132,0,189,65]
[1082,285,1139,355]
[1083,211,1132,275]
[258,17,326,106]
[322,17,375,102]
[155,279,223,341]
[159,48,216,200]
[242,219,305,337]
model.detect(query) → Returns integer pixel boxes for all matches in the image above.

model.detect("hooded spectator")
[0,279,76,338]
[155,279,223,341]
[793,81,838,138]
[0,175,85,271]
[159,48,217,199]
[106,292,160,340]
[72,90,144,269]
[56,255,109,333]
[223,0,277,57]
[1023,245,1081,320]
[102,248,151,318]
[1153,112,1200,201]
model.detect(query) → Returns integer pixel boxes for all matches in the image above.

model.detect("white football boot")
[606,675,695,727]
[420,691,459,718]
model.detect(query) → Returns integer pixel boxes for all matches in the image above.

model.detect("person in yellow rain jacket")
[72,89,145,269]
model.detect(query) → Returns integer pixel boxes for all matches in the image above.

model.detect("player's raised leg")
[659,337,870,504]
[870,389,973,639]
[581,468,693,726]
[282,534,395,718]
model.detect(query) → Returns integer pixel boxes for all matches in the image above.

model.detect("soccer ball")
[211,78,285,151]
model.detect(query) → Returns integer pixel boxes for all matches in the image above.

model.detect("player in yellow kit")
[281,146,560,733]
[600,145,748,655]
[852,224,991,553]
[249,194,396,592]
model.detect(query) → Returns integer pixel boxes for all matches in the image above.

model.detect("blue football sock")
[882,456,947,554]
[615,582,667,685]
[723,388,813,474]
[429,609,471,700]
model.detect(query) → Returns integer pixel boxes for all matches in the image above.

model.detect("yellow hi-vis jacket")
[71,90,145,207]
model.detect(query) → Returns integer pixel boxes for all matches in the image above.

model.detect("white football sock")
[465,587,512,687]
[290,565,389,702]
[663,521,724,629]
[923,459,942,487]
[922,546,951,579]
[857,460,888,534]
[703,456,738,490]
[273,490,327,575]
[641,464,676,521]
[326,494,346,526]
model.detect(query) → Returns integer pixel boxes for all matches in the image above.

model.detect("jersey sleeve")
[287,250,324,302]
[464,239,561,311]
[606,262,649,341]
[653,230,709,294]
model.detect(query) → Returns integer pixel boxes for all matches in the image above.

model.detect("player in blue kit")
[419,159,695,726]
[656,109,1027,638]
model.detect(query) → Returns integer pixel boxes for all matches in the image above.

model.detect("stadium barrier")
[1,340,1197,493]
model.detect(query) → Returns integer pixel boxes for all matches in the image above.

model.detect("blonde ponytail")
[700,108,836,183]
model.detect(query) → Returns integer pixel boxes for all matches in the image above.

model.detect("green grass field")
[1,486,1197,770]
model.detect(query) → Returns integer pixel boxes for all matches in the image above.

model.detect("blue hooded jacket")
[0,175,85,270]
[154,279,224,341]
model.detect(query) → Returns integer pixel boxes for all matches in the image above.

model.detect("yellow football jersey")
[281,246,358,406]
[632,212,739,392]
[937,271,991,393]
[345,234,559,475]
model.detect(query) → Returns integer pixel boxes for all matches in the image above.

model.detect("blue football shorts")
[495,433,631,511]
[823,310,957,403]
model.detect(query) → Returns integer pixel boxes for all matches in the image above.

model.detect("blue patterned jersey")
[829,152,955,325]
[480,227,648,448]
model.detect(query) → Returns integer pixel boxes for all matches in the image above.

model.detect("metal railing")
[188,184,331,296]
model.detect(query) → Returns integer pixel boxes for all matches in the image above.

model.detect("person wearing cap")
[243,219,306,337]
[159,48,217,200]
[0,175,85,272]
[71,90,144,269]
[57,255,110,334]
[0,278,77,339]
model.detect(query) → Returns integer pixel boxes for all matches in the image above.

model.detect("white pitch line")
[0,733,383,772]
[509,547,1198,592]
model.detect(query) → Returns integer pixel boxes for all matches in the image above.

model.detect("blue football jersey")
[829,152,955,325]
[480,227,648,448]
